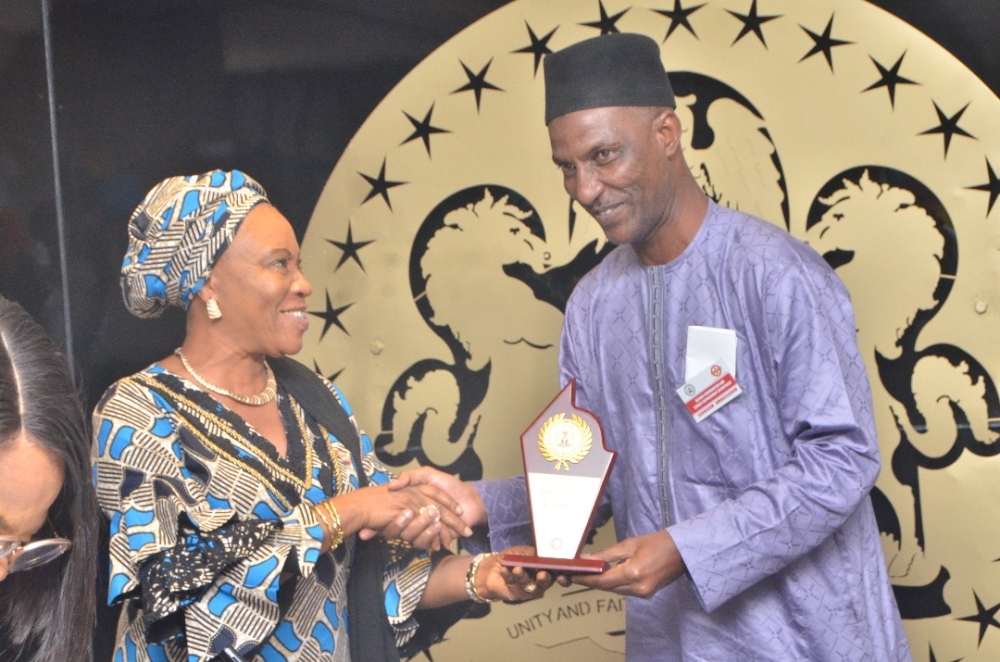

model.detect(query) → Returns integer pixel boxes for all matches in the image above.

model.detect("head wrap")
[543,32,676,124]
[121,169,268,319]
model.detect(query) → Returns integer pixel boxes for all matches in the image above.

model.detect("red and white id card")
[676,359,742,423]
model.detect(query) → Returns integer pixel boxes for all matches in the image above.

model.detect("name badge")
[676,359,742,423]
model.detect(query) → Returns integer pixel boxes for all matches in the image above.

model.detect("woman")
[94,170,544,662]
[0,296,98,662]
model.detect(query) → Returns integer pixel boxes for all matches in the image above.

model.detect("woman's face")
[0,435,64,582]
[205,203,314,358]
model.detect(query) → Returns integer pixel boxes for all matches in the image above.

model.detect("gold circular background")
[300,1,1000,658]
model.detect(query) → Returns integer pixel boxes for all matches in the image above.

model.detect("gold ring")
[418,505,441,522]
[524,582,538,594]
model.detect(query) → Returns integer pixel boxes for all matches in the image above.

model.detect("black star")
[653,0,705,42]
[927,643,962,662]
[359,158,406,210]
[513,22,557,76]
[308,291,353,340]
[863,52,919,109]
[968,158,1000,216]
[451,59,503,112]
[957,590,1000,647]
[313,360,344,384]
[580,1,629,35]
[799,14,853,72]
[727,0,781,47]
[401,104,449,157]
[919,101,975,157]
[326,224,374,272]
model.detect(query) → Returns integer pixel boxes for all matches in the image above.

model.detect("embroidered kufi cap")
[543,32,676,124]
[121,169,268,318]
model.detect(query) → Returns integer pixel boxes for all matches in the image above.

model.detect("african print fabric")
[121,169,268,319]
[93,365,431,662]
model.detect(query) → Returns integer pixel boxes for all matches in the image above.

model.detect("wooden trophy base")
[499,553,608,575]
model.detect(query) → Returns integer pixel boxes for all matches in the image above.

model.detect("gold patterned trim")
[134,372,316,507]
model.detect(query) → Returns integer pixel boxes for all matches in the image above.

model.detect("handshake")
[315,466,554,605]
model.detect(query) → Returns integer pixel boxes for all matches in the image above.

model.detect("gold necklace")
[174,348,277,406]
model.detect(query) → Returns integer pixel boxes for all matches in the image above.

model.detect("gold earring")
[206,298,222,320]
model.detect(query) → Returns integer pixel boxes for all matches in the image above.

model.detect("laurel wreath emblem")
[538,413,593,470]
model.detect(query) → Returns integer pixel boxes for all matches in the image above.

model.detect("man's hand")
[569,530,686,598]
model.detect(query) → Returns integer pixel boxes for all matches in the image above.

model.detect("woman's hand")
[333,483,471,551]
[359,468,485,548]
[388,467,486,528]
[475,546,554,603]
[418,546,554,609]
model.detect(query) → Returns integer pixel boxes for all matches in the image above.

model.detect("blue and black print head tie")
[120,169,269,319]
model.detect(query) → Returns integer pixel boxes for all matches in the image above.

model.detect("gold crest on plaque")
[538,413,592,470]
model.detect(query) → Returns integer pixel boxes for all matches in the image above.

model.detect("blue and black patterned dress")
[93,364,430,662]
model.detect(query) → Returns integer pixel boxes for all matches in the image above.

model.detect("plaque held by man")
[500,380,616,574]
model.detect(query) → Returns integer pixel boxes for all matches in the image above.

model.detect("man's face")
[549,105,675,250]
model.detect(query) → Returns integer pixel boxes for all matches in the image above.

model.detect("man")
[398,32,910,660]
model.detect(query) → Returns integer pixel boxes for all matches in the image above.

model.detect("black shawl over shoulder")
[268,357,400,662]
[269,357,472,662]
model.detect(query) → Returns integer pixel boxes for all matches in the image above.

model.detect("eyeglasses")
[0,524,71,573]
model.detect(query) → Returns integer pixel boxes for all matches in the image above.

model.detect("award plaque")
[500,380,616,574]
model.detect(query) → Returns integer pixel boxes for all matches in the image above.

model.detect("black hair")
[0,296,97,662]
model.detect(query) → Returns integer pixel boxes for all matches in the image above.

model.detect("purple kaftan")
[476,201,911,661]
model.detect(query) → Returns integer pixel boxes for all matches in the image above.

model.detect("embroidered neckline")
[136,370,317,501]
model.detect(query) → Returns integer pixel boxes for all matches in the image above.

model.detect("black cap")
[543,33,676,125]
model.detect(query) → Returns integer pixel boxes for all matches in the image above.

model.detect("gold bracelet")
[313,500,345,550]
[320,500,345,550]
[313,503,334,542]
[465,553,500,604]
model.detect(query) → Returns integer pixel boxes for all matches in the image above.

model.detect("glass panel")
[0,1,57,342]
[42,1,508,408]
